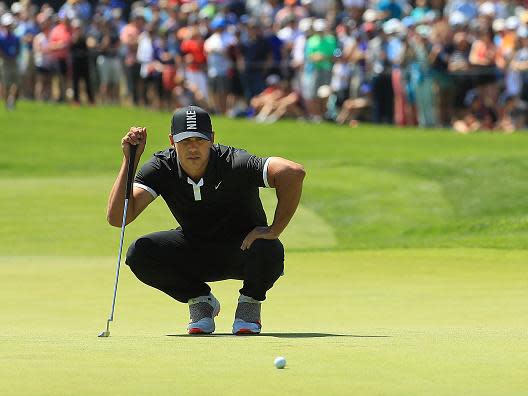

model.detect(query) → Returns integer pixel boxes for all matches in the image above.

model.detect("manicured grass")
[1,102,527,395]
[3,101,528,251]
[1,250,527,395]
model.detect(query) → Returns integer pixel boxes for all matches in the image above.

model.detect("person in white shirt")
[204,17,233,114]
[33,13,53,101]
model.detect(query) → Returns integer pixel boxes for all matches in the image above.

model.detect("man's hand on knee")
[240,226,279,250]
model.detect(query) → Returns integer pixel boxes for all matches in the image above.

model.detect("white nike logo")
[215,181,222,190]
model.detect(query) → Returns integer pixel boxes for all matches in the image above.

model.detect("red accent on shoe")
[188,327,208,334]
[235,328,258,334]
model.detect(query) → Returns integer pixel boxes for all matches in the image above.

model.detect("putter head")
[98,330,110,337]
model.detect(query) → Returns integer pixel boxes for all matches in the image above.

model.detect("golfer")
[107,105,305,334]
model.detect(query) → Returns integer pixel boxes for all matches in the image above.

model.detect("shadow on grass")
[167,332,391,338]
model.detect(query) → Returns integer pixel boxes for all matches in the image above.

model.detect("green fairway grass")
[1,102,527,395]
[1,251,527,395]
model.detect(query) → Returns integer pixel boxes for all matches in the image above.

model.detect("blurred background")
[1,0,528,132]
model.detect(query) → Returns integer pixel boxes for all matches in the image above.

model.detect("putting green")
[1,249,527,395]
[2,102,528,395]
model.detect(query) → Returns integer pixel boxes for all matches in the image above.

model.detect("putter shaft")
[99,145,137,338]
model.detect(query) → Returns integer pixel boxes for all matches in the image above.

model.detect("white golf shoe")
[187,293,220,334]
[232,294,262,335]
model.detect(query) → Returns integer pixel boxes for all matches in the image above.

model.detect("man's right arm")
[107,127,154,227]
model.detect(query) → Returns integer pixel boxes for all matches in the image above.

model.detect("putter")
[99,144,138,338]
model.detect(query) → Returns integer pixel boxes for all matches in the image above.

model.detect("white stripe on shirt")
[133,183,158,198]
[263,157,272,188]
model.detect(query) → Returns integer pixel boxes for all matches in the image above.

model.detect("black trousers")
[125,229,285,303]
[72,60,94,103]
[372,73,394,124]
[125,63,141,105]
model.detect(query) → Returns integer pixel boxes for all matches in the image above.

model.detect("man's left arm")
[241,157,306,250]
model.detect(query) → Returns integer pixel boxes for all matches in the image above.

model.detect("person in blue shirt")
[377,0,403,20]
[14,10,39,99]
[0,13,21,110]
[444,0,478,21]
[59,0,92,23]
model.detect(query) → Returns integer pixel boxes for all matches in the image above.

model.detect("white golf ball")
[274,356,286,369]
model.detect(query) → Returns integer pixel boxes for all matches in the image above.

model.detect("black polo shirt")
[134,144,271,243]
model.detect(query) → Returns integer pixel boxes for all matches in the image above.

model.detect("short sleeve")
[231,149,271,188]
[134,155,164,198]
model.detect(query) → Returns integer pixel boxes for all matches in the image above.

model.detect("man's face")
[174,137,213,175]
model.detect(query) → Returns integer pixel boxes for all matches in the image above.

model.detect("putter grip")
[125,144,138,199]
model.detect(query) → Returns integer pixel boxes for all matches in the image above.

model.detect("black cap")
[170,106,213,142]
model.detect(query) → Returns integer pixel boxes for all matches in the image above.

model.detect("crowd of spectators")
[1,0,528,133]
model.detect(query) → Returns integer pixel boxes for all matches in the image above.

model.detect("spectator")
[120,10,144,105]
[444,0,478,22]
[366,18,393,123]
[448,31,472,113]
[95,0,113,22]
[180,24,208,106]
[204,16,232,114]
[70,18,94,105]
[410,0,431,23]
[33,12,53,101]
[291,17,311,89]
[495,16,517,69]
[276,15,297,80]
[14,5,39,99]
[266,18,284,77]
[49,12,73,102]
[511,26,528,102]
[335,90,370,127]
[274,0,308,26]
[495,93,526,133]
[384,18,408,126]
[225,24,245,116]
[59,0,92,23]
[157,31,178,110]
[453,89,497,133]
[239,19,272,103]
[429,20,455,126]
[325,48,352,121]
[137,22,163,108]
[306,0,338,20]
[0,13,20,109]
[96,20,121,104]
[264,79,305,123]
[171,68,209,110]
[347,21,370,109]
[302,18,337,121]
[252,74,285,122]
[377,0,404,21]
[469,25,497,102]
[408,25,436,127]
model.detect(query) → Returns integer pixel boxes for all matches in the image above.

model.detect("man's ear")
[169,134,175,146]
[211,132,215,144]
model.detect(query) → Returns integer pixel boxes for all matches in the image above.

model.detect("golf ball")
[274,356,286,369]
